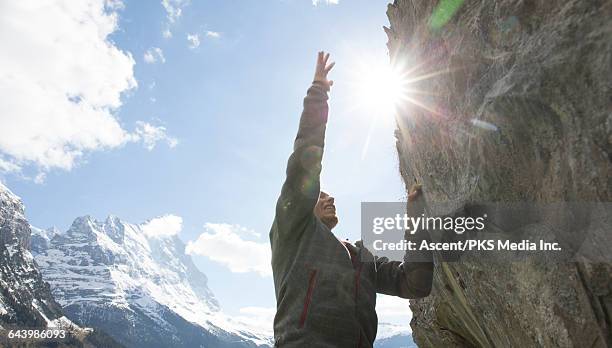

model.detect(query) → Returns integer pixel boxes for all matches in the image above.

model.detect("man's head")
[314,191,338,229]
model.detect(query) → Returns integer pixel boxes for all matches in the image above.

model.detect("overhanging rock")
[385,0,611,347]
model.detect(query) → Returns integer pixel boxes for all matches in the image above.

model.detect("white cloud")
[239,306,275,319]
[105,0,125,10]
[33,172,46,185]
[205,31,220,39]
[144,47,165,64]
[377,322,411,340]
[0,158,20,173]
[375,294,413,338]
[187,33,200,49]
[0,1,175,174]
[161,0,187,24]
[312,0,339,5]
[141,214,183,238]
[161,0,189,38]
[376,294,412,321]
[232,306,275,336]
[186,223,271,277]
[186,31,219,49]
[133,121,178,151]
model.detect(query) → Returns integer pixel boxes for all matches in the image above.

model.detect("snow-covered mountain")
[0,182,64,327]
[0,183,122,347]
[31,215,272,348]
[374,323,416,348]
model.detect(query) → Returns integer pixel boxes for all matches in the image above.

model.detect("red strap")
[299,269,318,328]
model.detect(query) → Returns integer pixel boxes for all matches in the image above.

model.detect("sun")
[350,60,409,118]
[342,50,458,156]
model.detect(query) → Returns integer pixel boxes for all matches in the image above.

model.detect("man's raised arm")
[273,52,335,240]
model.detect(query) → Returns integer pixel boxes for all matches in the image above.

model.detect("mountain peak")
[105,214,121,224]
[72,215,95,227]
[0,181,23,209]
[0,180,7,192]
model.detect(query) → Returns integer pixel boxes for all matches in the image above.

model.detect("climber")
[270,51,434,348]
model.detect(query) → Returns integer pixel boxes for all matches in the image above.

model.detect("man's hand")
[408,183,422,202]
[313,51,335,89]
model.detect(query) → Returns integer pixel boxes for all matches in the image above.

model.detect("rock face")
[0,182,65,326]
[385,0,611,347]
[32,215,272,348]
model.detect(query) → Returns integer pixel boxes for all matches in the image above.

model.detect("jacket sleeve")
[273,82,330,241]
[375,198,434,298]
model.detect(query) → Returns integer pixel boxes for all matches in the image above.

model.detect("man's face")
[314,191,338,229]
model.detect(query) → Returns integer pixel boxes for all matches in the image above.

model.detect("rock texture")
[0,182,63,327]
[385,0,611,347]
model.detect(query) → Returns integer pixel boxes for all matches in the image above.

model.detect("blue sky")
[1,0,412,332]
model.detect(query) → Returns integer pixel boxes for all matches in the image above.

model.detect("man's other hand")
[408,183,422,202]
[313,51,335,88]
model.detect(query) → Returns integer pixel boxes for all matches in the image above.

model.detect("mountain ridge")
[31,214,272,348]
[0,183,123,347]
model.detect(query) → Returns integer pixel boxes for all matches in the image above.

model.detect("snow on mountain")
[374,322,416,348]
[0,182,64,327]
[376,322,411,340]
[31,214,272,348]
[0,183,123,347]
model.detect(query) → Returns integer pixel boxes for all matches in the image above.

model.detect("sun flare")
[343,51,456,158]
[350,61,410,118]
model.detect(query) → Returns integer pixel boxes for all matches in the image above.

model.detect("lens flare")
[352,63,409,118]
[344,50,463,158]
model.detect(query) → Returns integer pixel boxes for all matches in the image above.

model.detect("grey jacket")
[270,82,433,348]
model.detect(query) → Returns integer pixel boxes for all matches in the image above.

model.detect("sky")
[0,0,413,336]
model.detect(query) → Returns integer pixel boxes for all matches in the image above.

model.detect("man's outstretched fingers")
[318,53,326,70]
[313,51,334,88]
